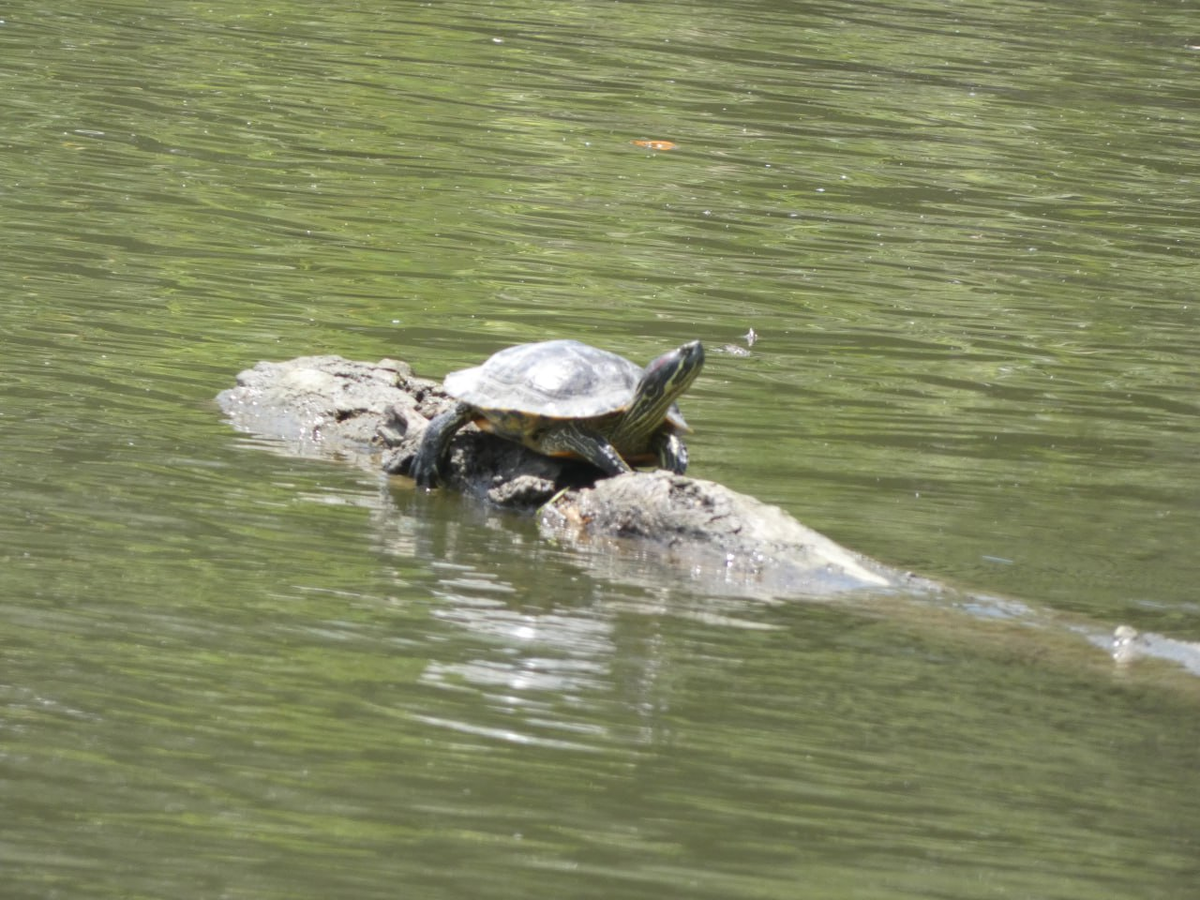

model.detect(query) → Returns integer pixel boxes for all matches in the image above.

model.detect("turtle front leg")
[410,402,476,489]
[547,424,633,477]
[653,431,689,475]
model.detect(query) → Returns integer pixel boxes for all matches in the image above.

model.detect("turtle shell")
[444,339,686,429]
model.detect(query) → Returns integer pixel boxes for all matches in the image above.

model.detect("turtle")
[411,339,705,488]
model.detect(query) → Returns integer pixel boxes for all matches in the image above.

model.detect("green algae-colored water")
[2,1,1198,896]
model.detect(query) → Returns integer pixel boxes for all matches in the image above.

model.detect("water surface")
[2,0,1198,897]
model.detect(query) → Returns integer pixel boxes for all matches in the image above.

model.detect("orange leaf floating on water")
[631,139,677,150]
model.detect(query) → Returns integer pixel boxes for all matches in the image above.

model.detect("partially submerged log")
[216,354,1200,680]
[216,354,910,594]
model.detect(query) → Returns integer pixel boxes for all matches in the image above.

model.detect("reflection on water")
[2,0,1199,897]
[11,470,1199,898]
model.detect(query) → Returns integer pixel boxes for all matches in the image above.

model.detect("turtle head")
[626,340,705,436]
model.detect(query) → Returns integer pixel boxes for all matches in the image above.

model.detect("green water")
[3,1,1198,897]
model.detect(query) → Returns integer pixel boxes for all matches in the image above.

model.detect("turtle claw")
[408,447,440,489]
[658,432,688,475]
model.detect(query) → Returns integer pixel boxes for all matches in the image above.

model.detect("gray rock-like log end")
[539,471,918,596]
[216,355,439,453]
